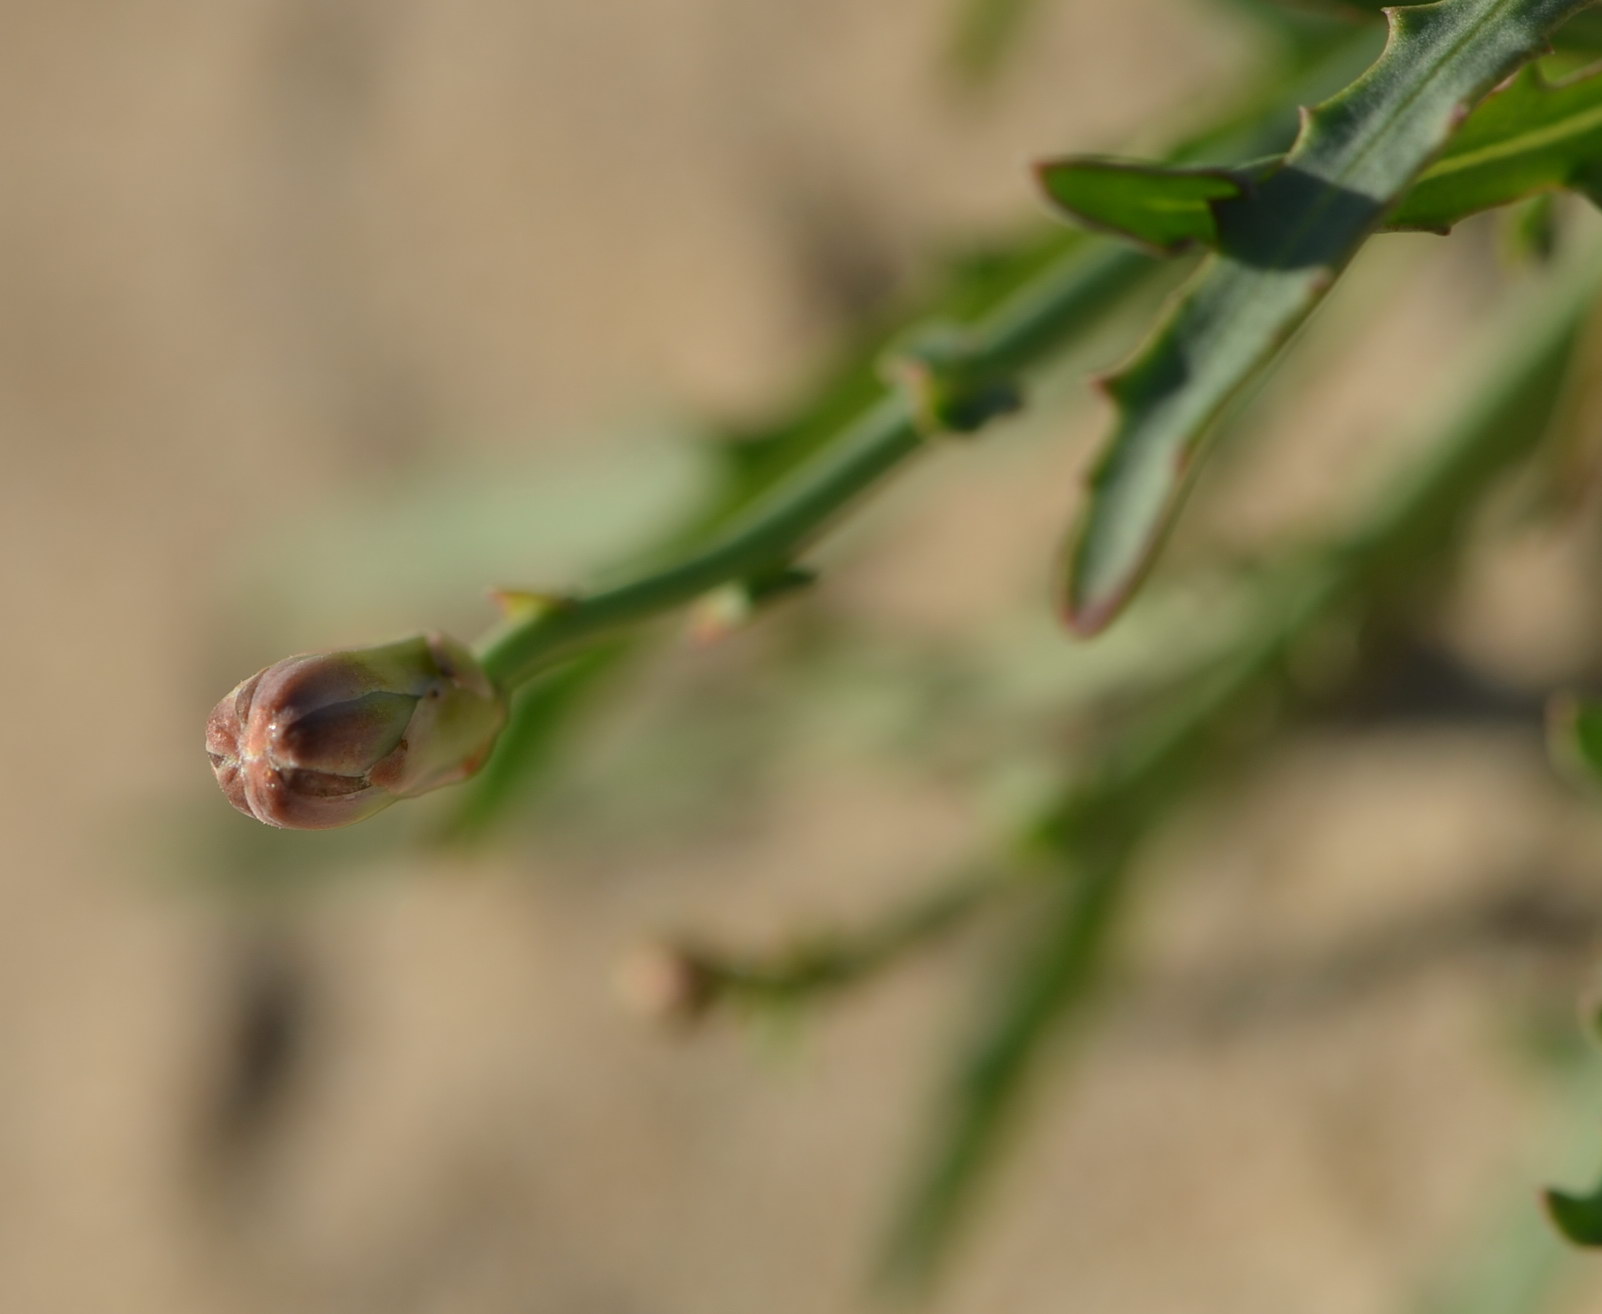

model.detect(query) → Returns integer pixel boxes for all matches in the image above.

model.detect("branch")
[208,29,1387,834]
[469,27,1402,691]
[880,244,1602,1288]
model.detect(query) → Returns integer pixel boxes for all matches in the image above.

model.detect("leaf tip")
[1059,592,1121,639]
[1545,1183,1602,1247]
[1056,528,1135,640]
[1031,155,1087,221]
[1090,366,1134,406]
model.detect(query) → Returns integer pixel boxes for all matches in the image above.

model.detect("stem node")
[881,324,1023,437]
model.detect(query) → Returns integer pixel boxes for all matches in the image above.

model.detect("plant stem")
[670,240,1601,1028]
[474,245,1149,691]
[882,245,1602,1287]
[471,30,1383,694]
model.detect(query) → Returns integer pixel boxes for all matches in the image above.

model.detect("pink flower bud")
[206,634,506,829]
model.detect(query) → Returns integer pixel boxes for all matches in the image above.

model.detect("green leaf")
[1392,63,1602,229]
[1057,0,1598,636]
[1501,191,1562,264]
[1546,1177,1602,1244]
[1238,0,1602,49]
[1033,158,1256,254]
[1039,64,1602,251]
[1550,3,1602,45]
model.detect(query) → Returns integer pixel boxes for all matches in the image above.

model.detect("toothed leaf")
[1058,0,1599,635]
[1038,64,1602,253]
[1242,0,1602,52]
[1391,63,1602,228]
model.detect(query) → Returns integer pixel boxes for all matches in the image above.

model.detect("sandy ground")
[8,2,1602,1311]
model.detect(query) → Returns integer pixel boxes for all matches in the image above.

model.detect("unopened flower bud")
[206,633,506,830]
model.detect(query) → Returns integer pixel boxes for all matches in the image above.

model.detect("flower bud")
[206,633,506,829]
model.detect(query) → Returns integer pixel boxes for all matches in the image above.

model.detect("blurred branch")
[623,240,1599,1041]
[879,244,1602,1289]
[470,242,1149,692]
[617,867,1009,1027]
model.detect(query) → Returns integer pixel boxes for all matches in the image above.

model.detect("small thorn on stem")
[881,324,1022,437]
[687,567,817,644]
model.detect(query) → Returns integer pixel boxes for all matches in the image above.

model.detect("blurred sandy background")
[8,2,1602,1311]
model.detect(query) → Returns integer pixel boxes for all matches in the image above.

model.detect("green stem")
[882,246,1602,1288]
[472,30,1381,694]
[474,245,1149,691]
[678,243,1601,1027]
